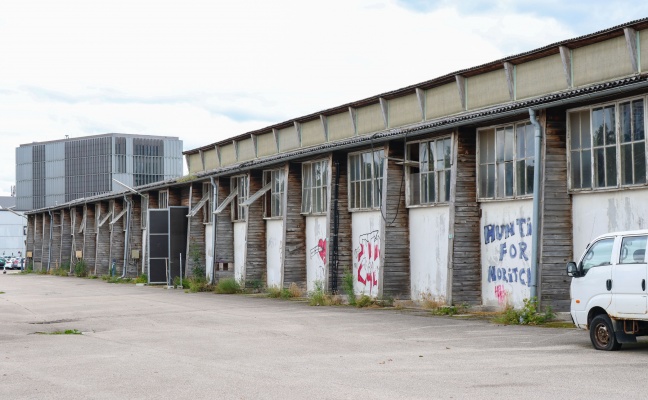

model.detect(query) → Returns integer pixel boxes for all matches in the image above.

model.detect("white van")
[567,230,648,350]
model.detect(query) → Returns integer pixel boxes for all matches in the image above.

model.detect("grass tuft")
[493,297,555,325]
[214,277,241,294]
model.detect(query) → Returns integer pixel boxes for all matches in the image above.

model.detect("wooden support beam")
[348,107,357,135]
[379,97,388,127]
[624,27,639,73]
[233,140,239,162]
[215,145,221,167]
[294,121,302,147]
[503,62,515,101]
[320,115,328,142]
[272,128,280,152]
[251,134,258,158]
[415,88,425,120]
[559,46,572,88]
[455,75,466,110]
[198,149,205,171]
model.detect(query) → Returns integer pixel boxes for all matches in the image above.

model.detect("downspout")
[121,195,132,278]
[209,177,217,285]
[47,210,54,272]
[528,109,542,300]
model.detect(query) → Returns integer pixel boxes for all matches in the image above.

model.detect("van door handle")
[606,279,612,291]
[643,279,646,291]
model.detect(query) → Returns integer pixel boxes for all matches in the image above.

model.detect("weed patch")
[356,294,375,308]
[135,274,147,284]
[493,297,555,325]
[36,329,82,335]
[73,260,88,277]
[342,269,356,306]
[214,277,241,294]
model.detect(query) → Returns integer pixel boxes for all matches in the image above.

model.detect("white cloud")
[0,0,630,196]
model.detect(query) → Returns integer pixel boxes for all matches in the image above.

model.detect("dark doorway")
[148,207,188,284]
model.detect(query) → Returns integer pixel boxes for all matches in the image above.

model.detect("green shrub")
[214,278,241,294]
[135,274,147,284]
[495,297,555,325]
[309,281,330,306]
[188,276,211,293]
[73,260,88,277]
[342,269,356,306]
[173,276,190,288]
[247,279,264,293]
[356,294,375,308]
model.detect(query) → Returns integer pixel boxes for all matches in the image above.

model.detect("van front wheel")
[590,314,622,351]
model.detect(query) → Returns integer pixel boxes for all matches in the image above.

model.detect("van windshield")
[581,238,614,273]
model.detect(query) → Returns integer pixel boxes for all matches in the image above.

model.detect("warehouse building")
[24,19,648,312]
[16,133,183,210]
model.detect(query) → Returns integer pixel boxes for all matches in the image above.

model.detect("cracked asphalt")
[2,273,648,399]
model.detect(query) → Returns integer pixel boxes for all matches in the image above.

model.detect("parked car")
[567,230,648,351]
[0,258,5,269]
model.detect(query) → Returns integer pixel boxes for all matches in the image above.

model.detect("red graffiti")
[495,285,508,306]
[317,239,326,262]
[354,230,381,295]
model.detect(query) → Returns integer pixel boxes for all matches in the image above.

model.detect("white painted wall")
[305,216,327,292]
[266,219,284,288]
[205,223,213,281]
[234,222,247,284]
[572,189,648,257]
[0,211,26,257]
[480,200,533,308]
[409,207,450,301]
[352,211,383,297]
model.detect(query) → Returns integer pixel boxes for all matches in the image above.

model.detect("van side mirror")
[566,261,580,277]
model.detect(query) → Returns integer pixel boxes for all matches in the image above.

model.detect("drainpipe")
[209,177,217,285]
[121,195,132,278]
[528,109,542,301]
[47,210,54,272]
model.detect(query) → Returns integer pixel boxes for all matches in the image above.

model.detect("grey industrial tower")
[16,133,183,210]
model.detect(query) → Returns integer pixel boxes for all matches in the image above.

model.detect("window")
[231,175,248,222]
[569,98,646,190]
[619,236,647,264]
[263,169,285,218]
[158,190,168,209]
[141,198,148,229]
[348,149,384,210]
[478,122,534,199]
[406,137,452,206]
[302,160,328,214]
[580,238,614,274]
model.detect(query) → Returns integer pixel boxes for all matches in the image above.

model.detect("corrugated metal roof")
[184,17,648,155]
[26,72,648,215]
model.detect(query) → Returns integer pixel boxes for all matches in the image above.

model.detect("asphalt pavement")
[1,273,647,399]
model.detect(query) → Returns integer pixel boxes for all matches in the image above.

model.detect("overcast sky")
[1,0,647,196]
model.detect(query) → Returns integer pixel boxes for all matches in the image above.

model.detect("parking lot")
[2,274,648,399]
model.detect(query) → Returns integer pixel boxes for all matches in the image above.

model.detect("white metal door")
[611,235,648,315]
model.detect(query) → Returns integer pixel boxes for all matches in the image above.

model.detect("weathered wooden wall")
[383,142,411,298]
[329,152,352,293]
[169,187,182,207]
[451,128,482,305]
[540,109,572,312]
[246,171,266,286]
[41,212,51,271]
[110,199,126,275]
[283,163,306,289]
[26,215,35,267]
[49,211,62,270]
[186,182,206,277]
[83,205,97,271]
[95,202,111,275]
[129,196,144,276]
[60,209,72,270]
[215,177,234,277]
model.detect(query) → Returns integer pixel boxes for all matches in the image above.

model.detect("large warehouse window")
[568,98,646,190]
[263,169,285,218]
[478,122,534,199]
[348,149,384,210]
[406,137,452,206]
[301,160,328,215]
[231,175,248,222]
